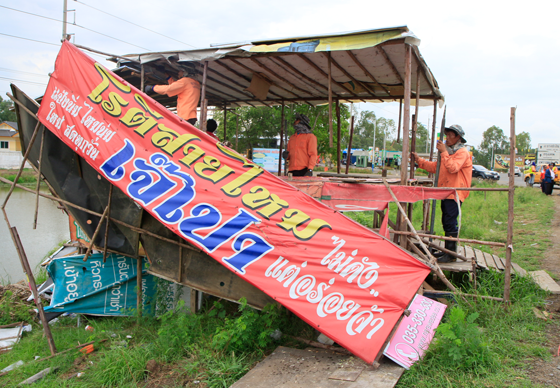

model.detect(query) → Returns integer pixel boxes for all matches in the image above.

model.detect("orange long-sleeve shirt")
[154,77,200,121]
[417,148,473,201]
[286,133,318,171]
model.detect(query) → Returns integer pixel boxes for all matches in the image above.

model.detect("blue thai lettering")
[179,205,259,253]
[222,232,274,274]
[101,139,135,181]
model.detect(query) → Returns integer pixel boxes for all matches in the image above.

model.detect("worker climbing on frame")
[412,124,472,263]
[145,70,201,125]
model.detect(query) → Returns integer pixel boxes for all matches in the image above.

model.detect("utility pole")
[62,0,68,40]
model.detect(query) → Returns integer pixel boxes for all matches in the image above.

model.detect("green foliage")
[215,104,350,163]
[212,298,284,353]
[434,307,493,370]
[516,131,532,154]
[0,96,16,122]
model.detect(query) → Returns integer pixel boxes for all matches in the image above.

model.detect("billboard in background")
[493,154,524,170]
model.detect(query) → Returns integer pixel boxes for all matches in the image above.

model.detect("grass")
[0,168,39,185]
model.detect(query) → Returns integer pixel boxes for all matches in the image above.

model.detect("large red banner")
[37,41,430,363]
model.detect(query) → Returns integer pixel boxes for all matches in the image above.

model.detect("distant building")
[0,121,30,169]
[0,121,21,151]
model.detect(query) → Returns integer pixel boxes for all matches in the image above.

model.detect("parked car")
[472,165,500,182]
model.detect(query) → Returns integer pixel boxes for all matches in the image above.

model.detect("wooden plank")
[464,245,477,261]
[493,254,507,271]
[438,261,473,273]
[484,251,504,271]
[511,262,528,277]
[472,248,489,270]
[529,270,560,294]
[457,245,466,257]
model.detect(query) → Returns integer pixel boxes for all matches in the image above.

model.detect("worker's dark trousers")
[441,199,462,235]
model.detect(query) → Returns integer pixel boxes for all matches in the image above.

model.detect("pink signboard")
[383,294,447,369]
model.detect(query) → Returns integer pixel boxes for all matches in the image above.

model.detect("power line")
[0,32,60,47]
[74,0,196,49]
[0,67,49,78]
[0,5,151,51]
[0,76,47,86]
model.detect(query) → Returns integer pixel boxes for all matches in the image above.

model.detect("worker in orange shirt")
[145,70,201,125]
[412,124,472,263]
[283,113,317,177]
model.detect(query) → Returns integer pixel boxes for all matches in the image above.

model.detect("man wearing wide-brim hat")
[284,113,318,177]
[412,124,473,263]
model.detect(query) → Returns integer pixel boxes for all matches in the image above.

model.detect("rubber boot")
[432,233,452,258]
[437,234,457,263]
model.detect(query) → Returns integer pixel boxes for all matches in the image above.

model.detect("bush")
[431,306,494,370]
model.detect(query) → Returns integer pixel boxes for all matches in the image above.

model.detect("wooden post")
[410,66,421,180]
[400,45,412,185]
[140,64,145,93]
[235,114,239,150]
[336,99,341,174]
[504,108,516,302]
[223,104,227,141]
[397,99,402,143]
[137,250,143,318]
[33,127,46,229]
[345,116,355,175]
[102,185,113,263]
[429,100,438,165]
[328,52,333,148]
[278,101,285,176]
[200,61,208,130]
[190,289,198,313]
[9,227,57,355]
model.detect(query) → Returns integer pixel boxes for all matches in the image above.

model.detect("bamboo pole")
[235,114,239,151]
[410,66,421,179]
[382,179,457,292]
[427,290,504,302]
[9,227,57,355]
[429,106,446,235]
[200,61,208,130]
[336,99,341,174]
[371,229,506,247]
[328,52,333,148]
[136,247,143,318]
[83,205,110,262]
[345,116,355,175]
[33,127,46,229]
[504,108,516,302]
[278,101,285,176]
[102,185,113,263]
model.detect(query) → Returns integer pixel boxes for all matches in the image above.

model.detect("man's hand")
[304,169,313,177]
[411,151,420,161]
[144,85,154,94]
[282,150,289,159]
[436,140,447,154]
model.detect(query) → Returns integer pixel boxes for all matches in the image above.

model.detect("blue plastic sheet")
[45,253,159,316]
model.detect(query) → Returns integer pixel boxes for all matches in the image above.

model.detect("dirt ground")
[527,196,560,388]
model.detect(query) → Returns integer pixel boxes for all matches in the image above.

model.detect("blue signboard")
[44,253,159,316]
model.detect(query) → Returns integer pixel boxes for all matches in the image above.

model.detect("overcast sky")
[1,0,558,149]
